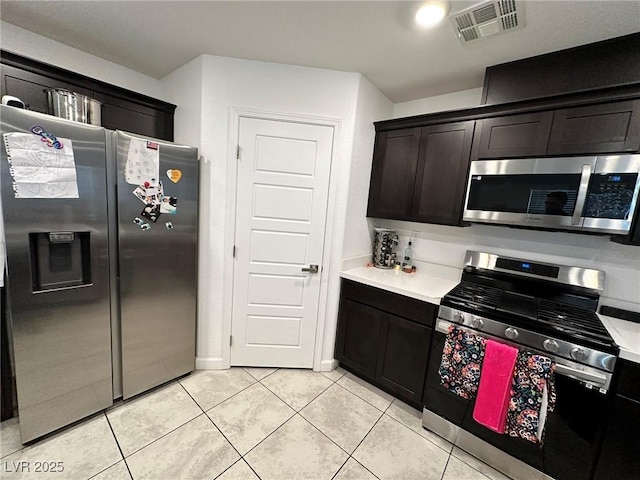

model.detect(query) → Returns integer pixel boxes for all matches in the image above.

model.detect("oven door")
[463,156,597,231]
[423,324,612,480]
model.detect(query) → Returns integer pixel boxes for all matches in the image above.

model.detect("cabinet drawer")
[341,279,437,327]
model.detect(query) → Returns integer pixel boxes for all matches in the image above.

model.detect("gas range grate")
[446,282,502,309]
[537,299,612,342]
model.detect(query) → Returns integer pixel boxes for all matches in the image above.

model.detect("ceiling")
[1,1,639,103]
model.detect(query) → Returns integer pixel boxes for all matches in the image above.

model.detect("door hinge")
[233,245,236,258]
[230,335,233,347]
[236,145,240,160]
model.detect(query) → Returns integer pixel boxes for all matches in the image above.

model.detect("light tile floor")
[0,367,514,480]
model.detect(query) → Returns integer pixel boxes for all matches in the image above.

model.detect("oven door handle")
[435,319,609,390]
[554,364,607,388]
[571,164,592,225]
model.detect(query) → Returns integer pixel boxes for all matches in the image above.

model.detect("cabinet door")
[375,313,431,405]
[548,100,640,154]
[96,92,172,141]
[1,64,94,115]
[367,128,421,220]
[593,395,640,480]
[475,111,553,159]
[335,299,382,378]
[411,121,474,225]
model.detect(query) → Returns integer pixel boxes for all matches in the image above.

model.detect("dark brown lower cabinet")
[375,313,431,404]
[335,299,382,379]
[335,279,435,408]
[594,359,640,480]
[593,394,640,480]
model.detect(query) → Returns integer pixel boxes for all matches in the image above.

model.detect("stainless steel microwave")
[463,155,640,235]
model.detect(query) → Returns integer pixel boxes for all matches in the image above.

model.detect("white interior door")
[231,117,334,368]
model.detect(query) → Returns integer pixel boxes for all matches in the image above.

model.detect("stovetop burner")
[441,252,617,353]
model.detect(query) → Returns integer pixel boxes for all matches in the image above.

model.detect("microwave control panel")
[584,173,637,219]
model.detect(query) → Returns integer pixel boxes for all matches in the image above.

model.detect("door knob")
[301,264,319,273]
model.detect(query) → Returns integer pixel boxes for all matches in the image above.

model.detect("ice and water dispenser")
[29,231,92,291]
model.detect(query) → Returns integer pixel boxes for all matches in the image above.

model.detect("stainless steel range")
[422,251,618,480]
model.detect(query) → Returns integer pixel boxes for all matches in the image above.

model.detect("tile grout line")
[382,409,454,457]
[103,413,135,480]
[350,456,382,480]
[343,412,386,480]
[178,371,259,413]
[333,376,394,413]
[198,413,254,479]
[295,411,352,457]
[236,371,346,465]
[450,449,510,480]
[114,408,204,459]
[0,419,25,460]
[176,378,259,476]
[440,454,452,480]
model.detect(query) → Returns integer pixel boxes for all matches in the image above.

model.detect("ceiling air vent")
[450,0,524,43]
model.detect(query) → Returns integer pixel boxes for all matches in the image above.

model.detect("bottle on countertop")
[402,241,413,273]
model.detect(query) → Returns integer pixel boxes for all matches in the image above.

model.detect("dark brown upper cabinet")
[367,122,474,226]
[367,128,421,220]
[473,99,640,160]
[474,111,553,159]
[548,99,640,155]
[411,121,475,225]
[1,51,176,141]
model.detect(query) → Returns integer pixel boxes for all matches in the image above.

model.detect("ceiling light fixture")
[415,1,449,28]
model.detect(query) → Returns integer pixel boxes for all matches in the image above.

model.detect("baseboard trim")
[318,359,339,372]
[195,357,226,370]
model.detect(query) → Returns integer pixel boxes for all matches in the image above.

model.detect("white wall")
[341,77,394,259]
[393,87,483,118]
[1,22,166,100]
[165,54,363,369]
[161,57,204,149]
[321,76,394,362]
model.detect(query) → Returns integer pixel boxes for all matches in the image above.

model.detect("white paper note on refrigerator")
[2,132,79,198]
[125,138,160,185]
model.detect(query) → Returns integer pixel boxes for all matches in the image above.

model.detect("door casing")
[222,108,342,371]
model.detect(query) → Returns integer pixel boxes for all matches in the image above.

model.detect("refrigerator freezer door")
[116,131,198,399]
[0,106,113,442]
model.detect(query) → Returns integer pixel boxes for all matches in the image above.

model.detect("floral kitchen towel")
[439,325,487,399]
[504,351,557,444]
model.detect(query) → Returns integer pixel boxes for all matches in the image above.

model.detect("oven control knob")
[543,339,560,353]
[453,312,465,324]
[505,327,519,340]
[471,316,484,329]
[570,348,588,362]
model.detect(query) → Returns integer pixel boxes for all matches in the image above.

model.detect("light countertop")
[339,260,461,305]
[340,259,640,365]
[599,314,640,364]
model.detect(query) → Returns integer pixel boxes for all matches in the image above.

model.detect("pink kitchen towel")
[472,339,519,433]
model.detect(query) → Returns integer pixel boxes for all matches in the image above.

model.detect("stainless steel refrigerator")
[0,106,198,442]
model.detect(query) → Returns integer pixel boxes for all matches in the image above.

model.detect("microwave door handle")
[571,164,592,226]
